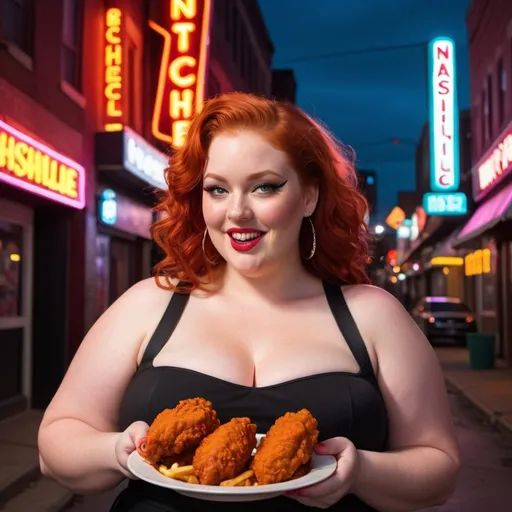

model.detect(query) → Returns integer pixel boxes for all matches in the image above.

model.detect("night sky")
[259,0,471,223]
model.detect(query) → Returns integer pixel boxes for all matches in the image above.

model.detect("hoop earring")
[202,229,218,265]
[303,217,316,260]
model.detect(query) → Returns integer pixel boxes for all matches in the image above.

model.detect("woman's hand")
[114,421,149,479]
[285,437,360,509]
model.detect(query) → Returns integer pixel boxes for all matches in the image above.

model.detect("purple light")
[0,120,86,210]
[458,181,512,240]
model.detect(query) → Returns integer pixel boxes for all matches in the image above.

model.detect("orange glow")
[104,8,124,131]
[150,0,211,147]
[0,120,86,209]
[465,248,491,276]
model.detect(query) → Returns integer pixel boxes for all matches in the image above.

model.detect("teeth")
[231,232,261,241]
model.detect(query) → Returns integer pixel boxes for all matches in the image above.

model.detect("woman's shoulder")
[341,283,397,307]
[340,284,410,338]
[106,277,176,328]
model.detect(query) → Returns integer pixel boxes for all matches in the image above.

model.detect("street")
[66,389,512,512]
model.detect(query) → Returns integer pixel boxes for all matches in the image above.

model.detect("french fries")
[157,463,258,487]
[219,470,254,487]
[158,464,197,484]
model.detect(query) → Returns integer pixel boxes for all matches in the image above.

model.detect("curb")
[445,376,512,437]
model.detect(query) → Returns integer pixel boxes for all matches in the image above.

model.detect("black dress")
[111,281,389,511]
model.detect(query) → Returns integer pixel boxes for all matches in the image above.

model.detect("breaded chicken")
[193,417,257,485]
[142,398,220,466]
[251,409,319,484]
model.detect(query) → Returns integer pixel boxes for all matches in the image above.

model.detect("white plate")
[128,433,337,502]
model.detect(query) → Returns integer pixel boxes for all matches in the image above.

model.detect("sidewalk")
[435,347,512,436]
[0,410,74,511]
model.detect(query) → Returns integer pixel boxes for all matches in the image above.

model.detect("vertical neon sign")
[104,7,124,132]
[150,0,212,148]
[428,37,459,191]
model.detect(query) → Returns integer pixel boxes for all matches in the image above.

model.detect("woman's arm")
[38,278,171,494]
[39,421,121,493]
[348,286,461,511]
[352,446,458,512]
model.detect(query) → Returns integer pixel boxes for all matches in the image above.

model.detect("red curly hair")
[152,92,370,292]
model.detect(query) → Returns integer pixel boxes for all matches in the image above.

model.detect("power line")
[276,41,427,66]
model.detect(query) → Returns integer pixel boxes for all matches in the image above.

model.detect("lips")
[226,228,266,252]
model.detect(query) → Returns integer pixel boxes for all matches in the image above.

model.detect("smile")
[226,229,266,252]
[229,231,262,241]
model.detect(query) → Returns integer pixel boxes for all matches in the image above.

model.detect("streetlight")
[374,224,385,235]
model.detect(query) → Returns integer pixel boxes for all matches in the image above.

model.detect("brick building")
[0,0,274,418]
[452,0,512,365]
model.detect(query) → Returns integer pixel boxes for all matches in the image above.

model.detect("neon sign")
[99,189,117,225]
[0,120,86,209]
[104,7,124,132]
[423,192,467,216]
[465,249,491,276]
[429,37,460,191]
[149,0,212,148]
[475,121,512,199]
[122,128,168,189]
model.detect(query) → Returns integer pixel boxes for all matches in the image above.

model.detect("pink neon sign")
[475,120,512,200]
[0,120,86,209]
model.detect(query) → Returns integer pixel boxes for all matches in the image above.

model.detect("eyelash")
[203,181,288,197]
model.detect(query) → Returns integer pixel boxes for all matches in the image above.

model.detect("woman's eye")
[254,181,288,194]
[204,186,227,196]
[255,183,274,193]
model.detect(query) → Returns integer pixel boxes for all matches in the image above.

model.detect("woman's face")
[202,130,318,277]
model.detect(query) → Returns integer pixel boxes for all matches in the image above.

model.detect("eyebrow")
[203,170,285,181]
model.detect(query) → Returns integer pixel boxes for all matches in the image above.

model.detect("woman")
[38,92,460,511]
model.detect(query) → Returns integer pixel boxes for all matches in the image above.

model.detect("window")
[485,74,493,140]
[1,0,34,56]
[127,39,137,129]
[124,17,142,132]
[481,89,487,151]
[0,220,23,317]
[498,59,506,128]
[61,0,82,90]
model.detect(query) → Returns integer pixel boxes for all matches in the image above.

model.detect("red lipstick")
[226,228,266,252]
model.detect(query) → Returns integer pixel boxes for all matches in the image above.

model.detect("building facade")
[357,169,377,221]
[271,69,297,104]
[399,111,472,311]
[454,0,512,365]
[0,0,274,417]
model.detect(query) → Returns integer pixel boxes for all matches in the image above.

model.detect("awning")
[453,181,512,247]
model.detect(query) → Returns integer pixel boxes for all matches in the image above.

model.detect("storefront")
[453,121,512,365]
[399,214,465,310]
[0,119,86,418]
[94,127,168,316]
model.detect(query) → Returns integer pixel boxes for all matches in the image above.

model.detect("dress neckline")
[142,364,365,390]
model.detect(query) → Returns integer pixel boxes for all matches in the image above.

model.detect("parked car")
[411,296,477,345]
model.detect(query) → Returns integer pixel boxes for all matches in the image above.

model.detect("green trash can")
[467,333,496,370]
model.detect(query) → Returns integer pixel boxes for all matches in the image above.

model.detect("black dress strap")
[139,287,191,368]
[322,281,377,384]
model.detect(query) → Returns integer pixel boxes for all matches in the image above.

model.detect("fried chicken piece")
[192,417,257,485]
[289,461,311,480]
[251,409,319,485]
[143,398,220,466]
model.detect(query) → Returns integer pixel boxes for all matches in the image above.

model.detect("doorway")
[0,198,33,418]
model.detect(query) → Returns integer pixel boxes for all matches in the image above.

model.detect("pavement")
[0,346,510,510]
[435,346,512,435]
[0,410,75,511]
